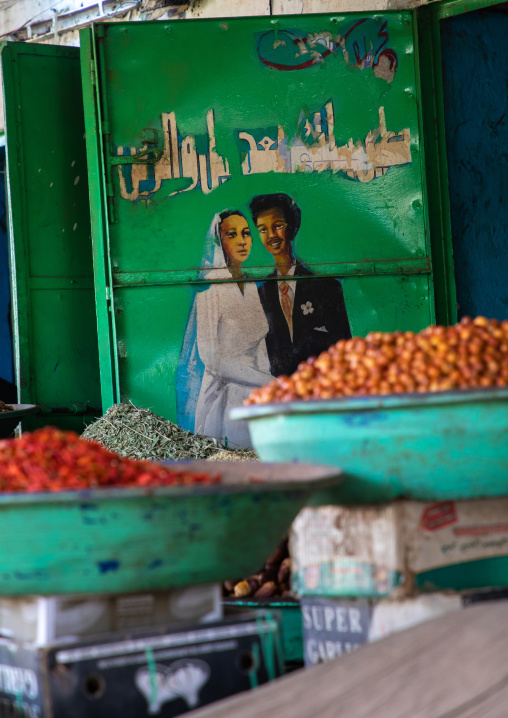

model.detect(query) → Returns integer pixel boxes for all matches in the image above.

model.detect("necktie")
[279,281,293,340]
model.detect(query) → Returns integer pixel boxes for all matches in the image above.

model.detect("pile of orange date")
[247,316,508,405]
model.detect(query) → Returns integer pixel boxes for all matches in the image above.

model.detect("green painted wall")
[84,13,433,438]
[3,43,101,430]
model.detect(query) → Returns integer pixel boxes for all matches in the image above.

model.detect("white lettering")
[311,606,324,631]
[302,605,313,631]
[325,641,336,660]
[335,607,348,632]
[306,639,319,665]
[117,109,230,201]
[0,666,38,701]
[349,608,363,633]
[0,666,13,695]
[240,104,411,183]
[318,642,327,662]
[307,639,364,665]
[324,606,335,632]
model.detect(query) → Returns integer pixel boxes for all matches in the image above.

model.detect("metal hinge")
[106,188,116,225]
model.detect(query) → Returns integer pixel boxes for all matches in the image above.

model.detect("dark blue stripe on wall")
[0,153,13,383]
[441,8,508,321]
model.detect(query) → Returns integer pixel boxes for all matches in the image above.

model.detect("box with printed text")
[291,499,508,597]
[300,593,463,666]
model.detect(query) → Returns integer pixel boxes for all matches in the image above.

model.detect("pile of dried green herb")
[206,449,259,462]
[82,403,258,462]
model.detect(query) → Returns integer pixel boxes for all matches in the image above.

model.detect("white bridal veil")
[175,212,231,432]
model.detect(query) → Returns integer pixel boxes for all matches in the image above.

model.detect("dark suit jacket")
[258,263,352,377]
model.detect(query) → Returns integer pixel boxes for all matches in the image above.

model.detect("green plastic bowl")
[0,460,342,595]
[231,387,508,504]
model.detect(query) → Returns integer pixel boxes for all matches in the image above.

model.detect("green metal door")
[3,43,101,431]
[82,13,434,445]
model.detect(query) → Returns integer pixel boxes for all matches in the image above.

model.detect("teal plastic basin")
[231,388,508,504]
[0,460,341,595]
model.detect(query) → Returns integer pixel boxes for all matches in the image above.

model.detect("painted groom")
[250,193,352,377]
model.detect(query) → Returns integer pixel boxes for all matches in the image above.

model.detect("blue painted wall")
[0,155,13,384]
[441,9,508,321]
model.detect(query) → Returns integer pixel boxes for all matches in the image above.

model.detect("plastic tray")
[231,387,508,503]
[0,460,342,595]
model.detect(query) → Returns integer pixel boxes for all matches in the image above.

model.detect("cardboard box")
[0,613,283,718]
[0,585,222,645]
[291,499,508,597]
[300,593,463,666]
[291,505,403,597]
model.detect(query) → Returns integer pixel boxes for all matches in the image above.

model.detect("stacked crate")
[0,588,285,717]
[290,499,508,666]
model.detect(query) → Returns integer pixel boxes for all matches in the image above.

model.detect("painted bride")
[176,210,272,448]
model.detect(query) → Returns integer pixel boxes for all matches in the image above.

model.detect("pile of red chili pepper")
[0,427,220,493]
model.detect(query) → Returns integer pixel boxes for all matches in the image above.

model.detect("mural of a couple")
[176,193,352,448]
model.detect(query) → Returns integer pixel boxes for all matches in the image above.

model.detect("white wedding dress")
[194,267,272,448]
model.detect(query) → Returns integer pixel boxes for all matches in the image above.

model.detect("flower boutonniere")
[301,301,314,315]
